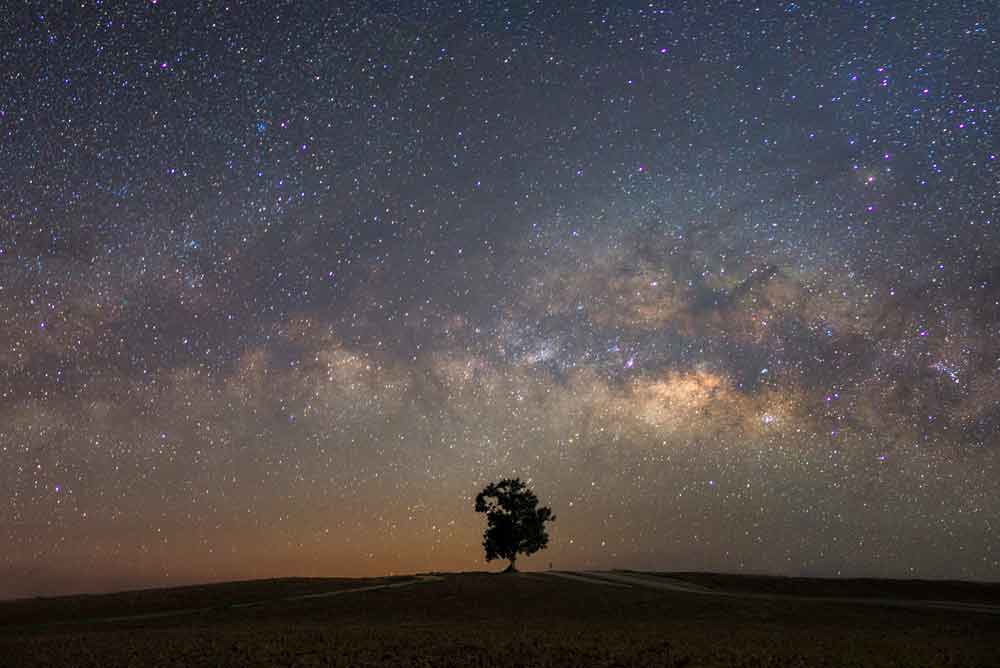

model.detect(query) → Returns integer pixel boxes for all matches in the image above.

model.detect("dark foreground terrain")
[1,571,998,667]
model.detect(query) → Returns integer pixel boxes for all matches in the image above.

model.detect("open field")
[1,571,998,667]
[651,571,1000,603]
[0,576,419,628]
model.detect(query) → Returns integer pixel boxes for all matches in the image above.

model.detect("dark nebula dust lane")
[2,1,998,599]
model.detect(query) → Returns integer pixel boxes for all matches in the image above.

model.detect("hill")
[1,571,998,667]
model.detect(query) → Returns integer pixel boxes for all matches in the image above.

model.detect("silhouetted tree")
[474,478,555,572]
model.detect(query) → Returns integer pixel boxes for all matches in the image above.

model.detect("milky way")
[2,1,999,598]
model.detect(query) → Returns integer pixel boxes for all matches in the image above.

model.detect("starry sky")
[2,1,999,599]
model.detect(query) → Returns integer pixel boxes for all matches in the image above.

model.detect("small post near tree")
[474,478,555,573]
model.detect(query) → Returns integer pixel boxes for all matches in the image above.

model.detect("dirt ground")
[1,571,998,667]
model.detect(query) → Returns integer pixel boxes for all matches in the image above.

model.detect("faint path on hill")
[542,571,1000,616]
[542,571,712,594]
[543,571,632,587]
[232,574,444,608]
[58,575,445,625]
[580,571,715,593]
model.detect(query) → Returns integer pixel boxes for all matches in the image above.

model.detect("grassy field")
[0,576,416,627]
[1,571,998,667]
[653,571,1000,603]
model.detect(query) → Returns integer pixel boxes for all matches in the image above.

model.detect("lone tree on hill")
[474,478,555,573]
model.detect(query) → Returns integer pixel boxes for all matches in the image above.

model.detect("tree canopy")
[474,478,555,572]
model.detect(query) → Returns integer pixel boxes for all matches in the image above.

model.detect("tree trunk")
[504,556,517,573]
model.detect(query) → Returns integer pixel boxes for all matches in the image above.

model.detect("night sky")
[2,1,999,599]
